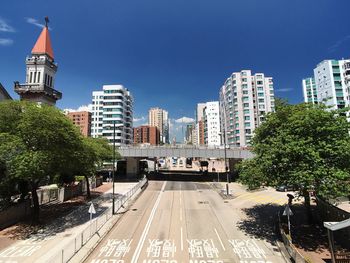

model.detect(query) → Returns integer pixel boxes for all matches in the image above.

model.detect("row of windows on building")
[29,71,53,87]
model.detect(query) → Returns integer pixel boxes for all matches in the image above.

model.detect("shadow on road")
[237,203,281,244]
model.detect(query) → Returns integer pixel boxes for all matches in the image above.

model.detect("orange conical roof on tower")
[31,17,54,59]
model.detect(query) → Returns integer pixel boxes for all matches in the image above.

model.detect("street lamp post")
[112,121,116,215]
[218,130,229,195]
[222,129,229,195]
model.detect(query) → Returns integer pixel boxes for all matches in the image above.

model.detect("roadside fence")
[277,212,307,263]
[46,177,148,263]
[37,187,59,205]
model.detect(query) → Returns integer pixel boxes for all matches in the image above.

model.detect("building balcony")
[26,56,58,70]
[14,82,62,100]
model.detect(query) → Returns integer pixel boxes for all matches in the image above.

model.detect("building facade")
[148,107,169,144]
[194,103,206,145]
[303,59,350,112]
[67,111,92,137]
[203,101,221,146]
[185,123,195,144]
[314,59,350,110]
[133,125,160,145]
[198,120,205,145]
[302,77,317,104]
[91,91,104,138]
[219,70,275,147]
[0,83,12,101]
[344,61,350,92]
[91,85,133,146]
[14,18,62,105]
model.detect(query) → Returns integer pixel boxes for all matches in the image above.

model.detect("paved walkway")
[0,182,138,263]
[213,182,349,263]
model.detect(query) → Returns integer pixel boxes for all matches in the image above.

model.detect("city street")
[84,181,286,263]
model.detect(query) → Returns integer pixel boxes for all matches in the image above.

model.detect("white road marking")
[180,228,184,251]
[214,228,226,251]
[179,184,182,205]
[131,182,166,263]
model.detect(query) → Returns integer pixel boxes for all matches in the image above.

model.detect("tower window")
[30,72,33,83]
[44,74,47,85]
[34,72,37,83]
[37,72,41,83]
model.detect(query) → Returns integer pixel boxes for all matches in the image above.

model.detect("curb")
[69,182,148,263]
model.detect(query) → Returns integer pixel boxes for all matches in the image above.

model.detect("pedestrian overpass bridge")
[118,146,254,159]
[118,146,254,177]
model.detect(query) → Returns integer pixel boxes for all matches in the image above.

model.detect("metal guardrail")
[119,145,251,150]
[277,212,307,263]
[14,82,62,99]
[46,177,148,263]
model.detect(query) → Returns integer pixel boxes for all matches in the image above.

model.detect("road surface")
[84,181,285,263]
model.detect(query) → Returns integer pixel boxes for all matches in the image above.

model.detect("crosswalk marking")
[234,192,288,205]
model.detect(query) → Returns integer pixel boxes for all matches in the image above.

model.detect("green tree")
[69,137,114,199]
[0,101,83,223]
[238,103,350,220]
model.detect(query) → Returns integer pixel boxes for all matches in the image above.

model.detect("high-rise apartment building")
[198,120,205,145]
[133,125,160,145]
[302,77,317,104]
[196,103,206,122]
[148,107,169,144]
[303,59,350,113]
[344,61,350,91]
[203,101,221,146]
[185,123,195,144]
[91,85,133,146]
[219,70,275,147]
[67,111,92,137]
[314,59,350,110]
[195,103,206,145]
[91,91,104,138]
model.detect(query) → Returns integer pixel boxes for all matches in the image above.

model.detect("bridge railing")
[119,145,252,150]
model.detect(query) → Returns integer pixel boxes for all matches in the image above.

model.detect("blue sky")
[1,0,350,140]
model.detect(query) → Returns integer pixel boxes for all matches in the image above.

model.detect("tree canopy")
[0,101,114,222]
[238,103,350,203]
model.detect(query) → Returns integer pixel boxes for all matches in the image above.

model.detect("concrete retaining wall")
[0,200,31,230]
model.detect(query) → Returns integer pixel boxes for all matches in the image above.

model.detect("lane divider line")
[214,228,226,251]
[131,181,166,263]
[180,227,184,251]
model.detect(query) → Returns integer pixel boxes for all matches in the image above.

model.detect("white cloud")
[275,88,293,92]
[25,17,52,30]
[328,35,350,52]
[0,38,13,46]
[63,104,92,113]
[0,18,15,32]
[133,116,146,122]
[175,117,195,123]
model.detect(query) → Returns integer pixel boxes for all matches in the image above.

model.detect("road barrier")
[45,177,148,263]
[277,212,307,263]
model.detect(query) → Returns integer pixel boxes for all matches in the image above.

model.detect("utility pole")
[112,121,116,214]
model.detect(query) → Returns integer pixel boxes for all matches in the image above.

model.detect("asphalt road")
[84,181,285,263]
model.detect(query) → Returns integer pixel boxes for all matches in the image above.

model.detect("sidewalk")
[0,182,139,263]
[287,203,339,263]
